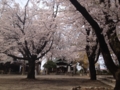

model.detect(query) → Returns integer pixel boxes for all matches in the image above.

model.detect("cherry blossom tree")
[69,0,120,89]
[46,1,86,62]
[58,0,100,80]
[54,1,101,79]
[0,0,58,79]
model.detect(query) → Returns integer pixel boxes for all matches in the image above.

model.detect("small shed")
[55,59,68,74]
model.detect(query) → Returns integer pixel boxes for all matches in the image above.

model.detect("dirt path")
[0,75,113,90]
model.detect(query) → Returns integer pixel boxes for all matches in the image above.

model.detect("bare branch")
[4,53,28,60]
[37,41,48,54]
[37,39,54,59]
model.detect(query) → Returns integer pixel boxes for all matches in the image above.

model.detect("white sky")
[15,0,28,6]
[15,0,50,9]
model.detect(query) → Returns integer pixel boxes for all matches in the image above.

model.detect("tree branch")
[37,39,53,59]
[94,44,100,63]
[37,41,48,54]
[23,0,29,25]
[4,53,28,60]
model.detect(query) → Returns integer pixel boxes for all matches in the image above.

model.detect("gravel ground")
[0,75,113,90]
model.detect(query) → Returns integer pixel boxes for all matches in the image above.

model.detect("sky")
[98,55,107,70]
[15,0,50,9]
[15,0,28,6]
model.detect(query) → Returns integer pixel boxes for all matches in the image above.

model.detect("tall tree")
[0,0,58,79]
[69,0,120,90]
[61,0,100,80]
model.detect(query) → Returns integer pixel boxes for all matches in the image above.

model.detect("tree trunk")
[86,45,97,80]
[86,29,97,80]
[114,80,120,90]
[114,69,120,90]
[88,57,96,80]
[22,64,25,75]
[27,59,35,79]
[86,46,97,80]
[8,68,11,74]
